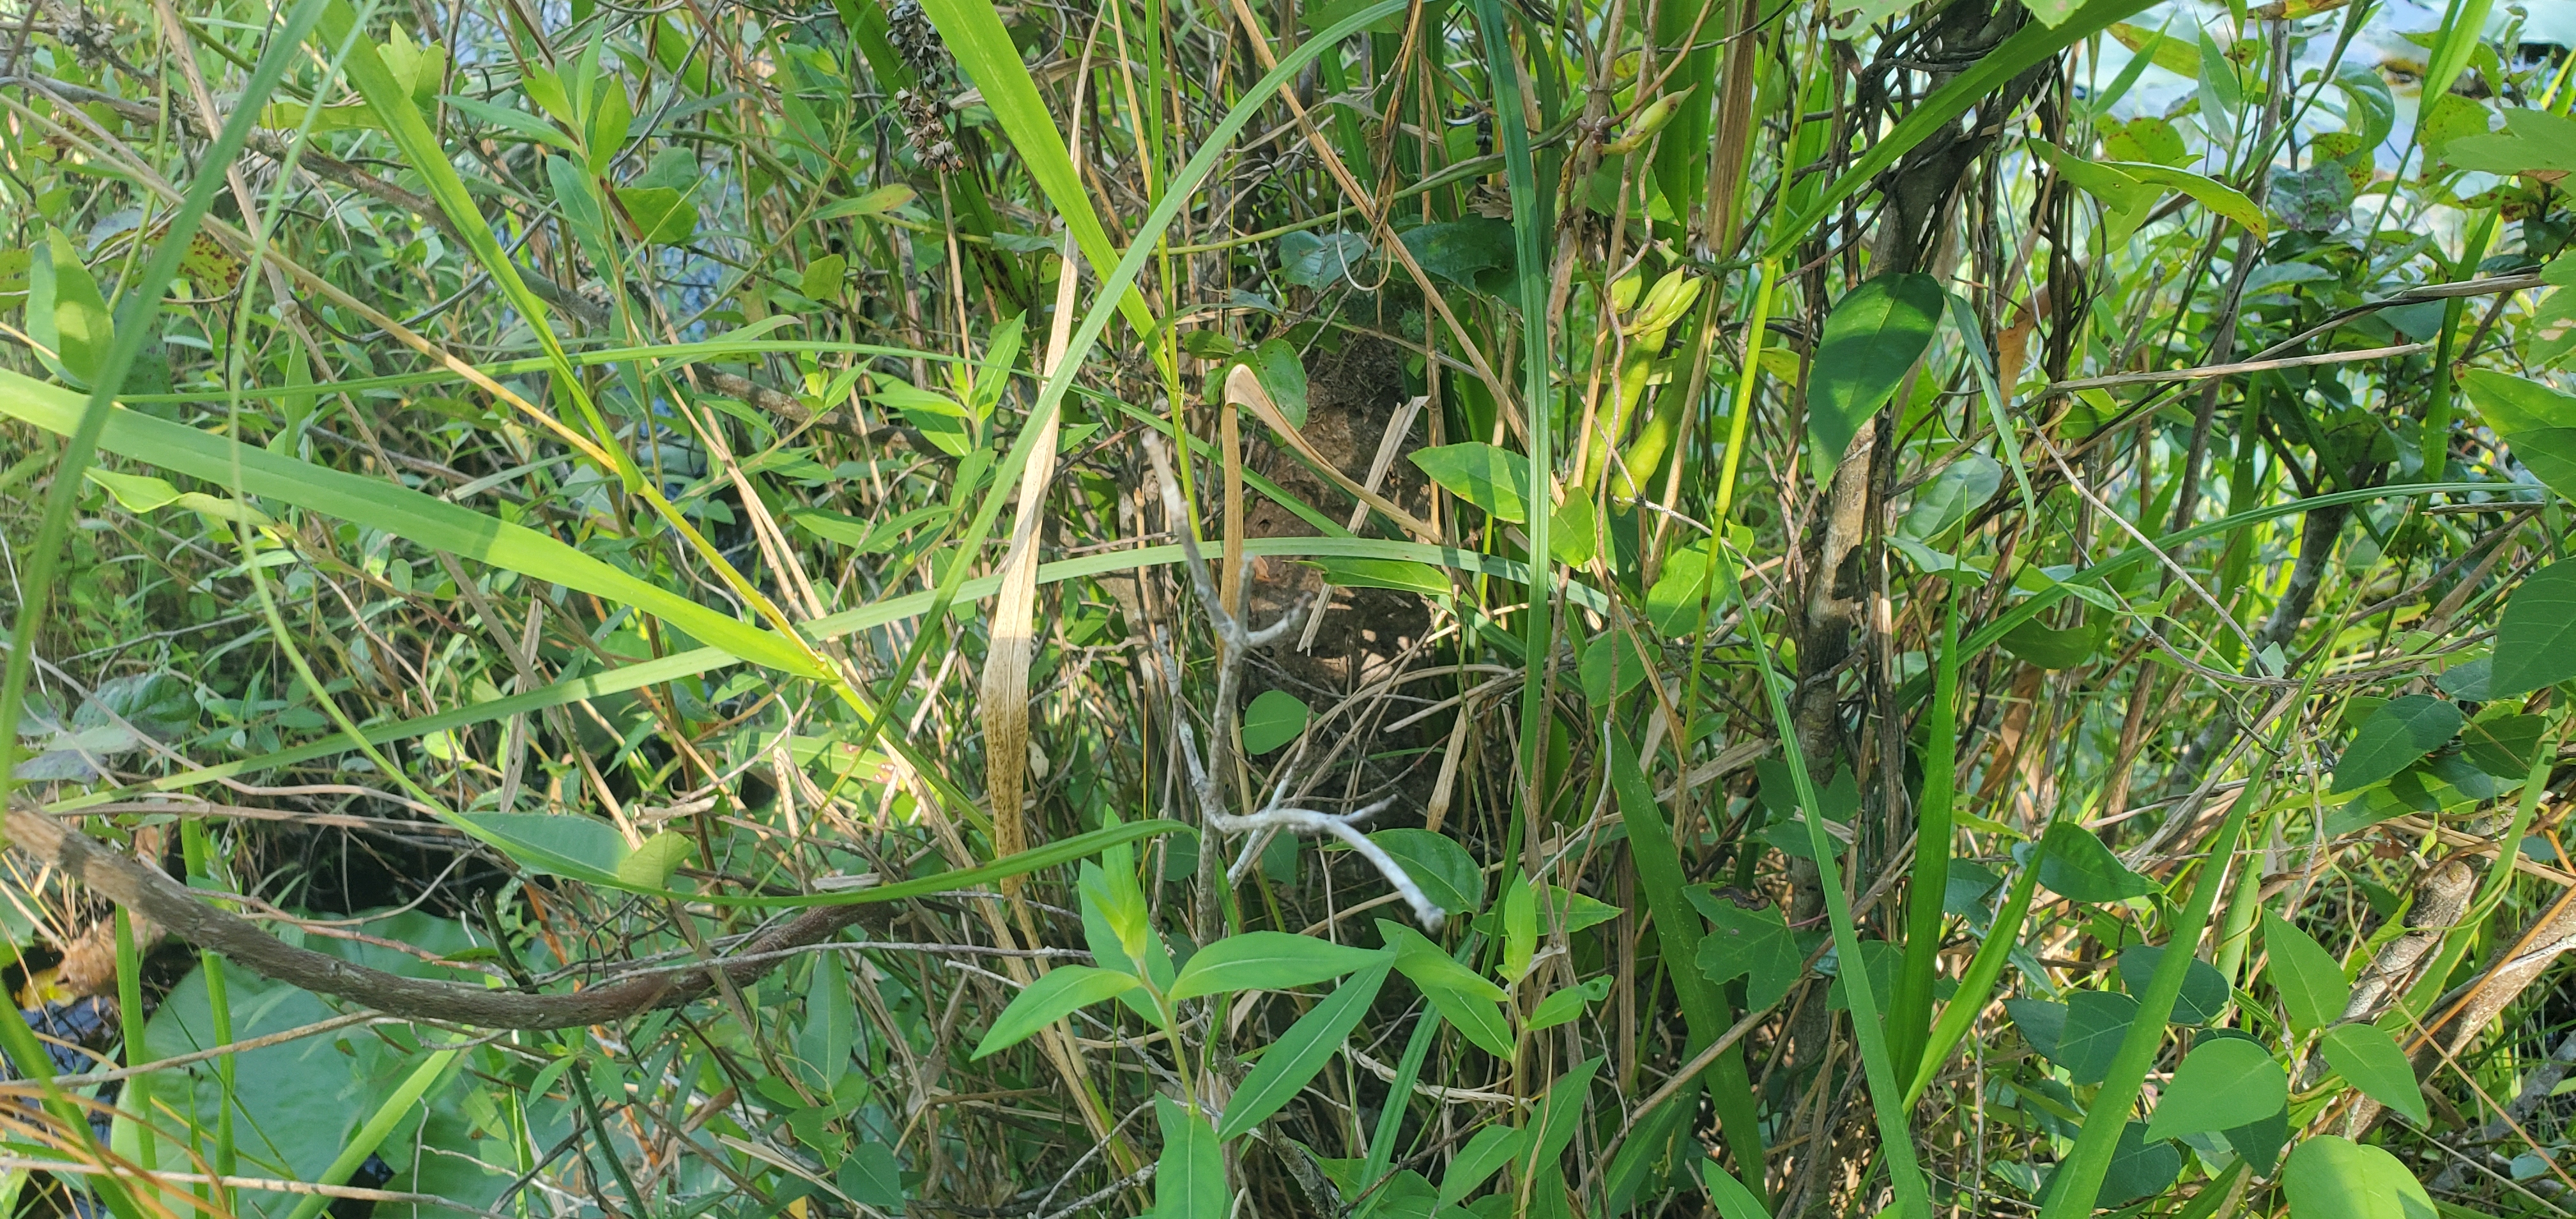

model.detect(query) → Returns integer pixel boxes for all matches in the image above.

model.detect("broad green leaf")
[2053,991,2139,1086]
[585,77,634,174]
[1399,217,1515,286]
[1277,231,1372,288]
[2460,369,2576,502]
[1165,932,1387,1001]
[86,468,185,514]
[1547,885,1623,935]
[838,1143,905,1210]
[2221,1101,2290,1177]
[1527,976,1611,1031]
[1579,631,1655,705]
[1150,1097,1225,1219]
[971,966,1142,1059]
[76,672,195,741]
[1701,1160,1775,1219]
[1644,548,1713,637]
[2107,22,2198,73]
[2117,945,2228,1025]
[2490,557,2576,698]
[1381,920,1512,1056]
[1686,891,1818,1010]
[2446,107,2576,176]
[2261,910,2351,1034]
[2041,1123,2180,1208]
[2140,1038,2287,1140]
[2283,1136,2437,1219]
[1367,829,1483,914]
[2319,1023,2428,1125]
[2106,162,2266,238]
[436,93,578,149]
[448,813,636,885]
[2036,820,2151,903]
[2005,998,2068,1059]
[795,948,857,1090]
[2463,713,2547,778]
[2029,142,2154,239]
[2333,694,2462,792]
[615,831,693,889]
[1530,1057,1603,1169]
[814,183,917,220]
[614,187,698,245]
[1436,1123,1531,1208]
[1823,937,1902,1013]
[1999,615,2104,669]
[1217,962,1390,1139]
[1253,339,1310,429]
[1807,274,1943,480]
[0,369,823,678]
[1501,874,1539,982]
[1241,689,1310,755]
[27,229,112,388]
[1411,441,1529,522]
[1898,454,2003,540]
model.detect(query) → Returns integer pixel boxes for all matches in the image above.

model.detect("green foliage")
[6,0,2573,1213]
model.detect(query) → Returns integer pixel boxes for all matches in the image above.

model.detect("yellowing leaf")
[2108,22,2201,74]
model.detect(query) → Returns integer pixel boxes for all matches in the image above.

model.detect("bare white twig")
[1140,434,1443,931]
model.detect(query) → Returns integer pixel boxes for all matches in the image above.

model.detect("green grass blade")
[916,0,1154,334]
[1906,846,2040,1104]
[279,1045,463,1219]
[57,533,1593,808]
[1890,595,1961,1080]
[833,0,1406,762]
[1468,0,1561,860]
[2035,799,2253,1219]
[0,369,819,677]
[1712,545,1931,1219]
[1607,724,1768,1202]
[0,4,330,1200]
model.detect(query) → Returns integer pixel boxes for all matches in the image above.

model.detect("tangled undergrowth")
[7,0,2576,1216]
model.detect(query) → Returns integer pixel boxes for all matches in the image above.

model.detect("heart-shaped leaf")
[2142,1037,2287,1141]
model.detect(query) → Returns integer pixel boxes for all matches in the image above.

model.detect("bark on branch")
[4,802,888,1030]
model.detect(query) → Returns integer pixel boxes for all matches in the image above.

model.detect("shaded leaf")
[1253,339,1310,429]
[2036,820,2152,903]
[1278,231,1372,288]
[2333,695,2462,793]
[1807,274,1943,479]
[1687,891,1819,1010]
[2117,945,2229,1025]
[1398,218,1514,286]
[2052,990,2138,1085]
[1368,829,1483,914]
[2490,557,2576,698]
